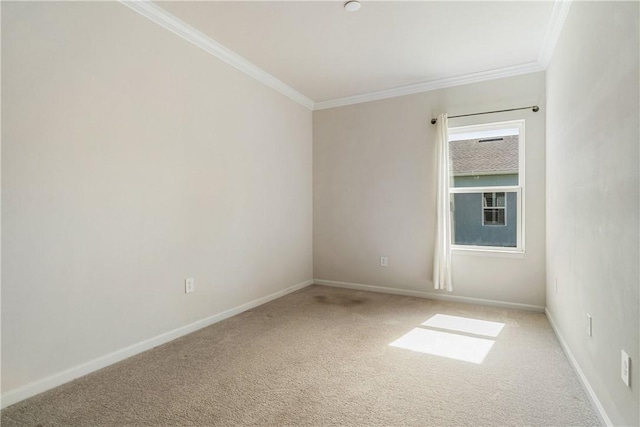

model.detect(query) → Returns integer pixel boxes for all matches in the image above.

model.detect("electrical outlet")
[380,256,388,267]
[185,277,195,294]
[586,314,592,337]
[621,350,630,387]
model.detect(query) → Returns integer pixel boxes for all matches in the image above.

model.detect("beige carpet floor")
[2,285,599,426]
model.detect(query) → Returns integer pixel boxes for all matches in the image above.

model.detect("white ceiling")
[146,1,564,108]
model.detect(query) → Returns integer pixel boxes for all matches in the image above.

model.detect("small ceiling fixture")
[344,1,361,12]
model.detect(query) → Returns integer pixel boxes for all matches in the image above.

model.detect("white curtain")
[433,113,453,291]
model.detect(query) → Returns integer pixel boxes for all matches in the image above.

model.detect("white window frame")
[448,120,525,256]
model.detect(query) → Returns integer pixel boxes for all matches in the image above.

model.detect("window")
[482,192,506,226]
[448,120,524,253]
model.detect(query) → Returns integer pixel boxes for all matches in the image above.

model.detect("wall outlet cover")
[380,256,388,267]
[185,277,195,294]
[621,350,630,387]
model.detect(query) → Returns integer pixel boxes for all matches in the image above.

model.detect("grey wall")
[2,2,312,396]
[452,174,518,248]
[452,192,517,248]
[313,72,546,308]
[545,2,639,425]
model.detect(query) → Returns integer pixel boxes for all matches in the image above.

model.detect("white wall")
[1,1,312,398]
[545,2,639,425]
[313,72,546,309]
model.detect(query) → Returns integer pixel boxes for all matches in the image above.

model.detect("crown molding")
[314,0,571,111]
[121,0,570,113]
[120,1,315,110]
[538,0,573,68]
[313,61,544,111]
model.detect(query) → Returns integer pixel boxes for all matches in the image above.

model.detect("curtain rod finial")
[532,106,539,112]
[431,118,437,125]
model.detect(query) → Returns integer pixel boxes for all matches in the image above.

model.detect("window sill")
[451,247,525,259]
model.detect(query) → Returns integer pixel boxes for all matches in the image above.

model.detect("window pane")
[483,209,505,225]
[449,133,519,188]
[482,192,505,208]
[483,193,494,207]
[452,192,517,248]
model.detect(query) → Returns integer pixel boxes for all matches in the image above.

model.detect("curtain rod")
[430,105,539,125]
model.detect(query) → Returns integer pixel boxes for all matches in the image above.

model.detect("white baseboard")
[313,279,545,312]
[545,309,612,426]
[0,279,313,409]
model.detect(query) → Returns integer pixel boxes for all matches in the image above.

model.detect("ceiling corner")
[537,0,573,69]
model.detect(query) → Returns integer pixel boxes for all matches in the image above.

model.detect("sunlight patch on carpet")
[389,328,495,364]
[422,314,505,338]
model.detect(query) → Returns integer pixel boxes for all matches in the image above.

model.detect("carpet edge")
[545,308,612,427]
[314,279,545,312]
[0,279,314,409]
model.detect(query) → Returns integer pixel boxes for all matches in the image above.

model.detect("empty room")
[1,1,638,426]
